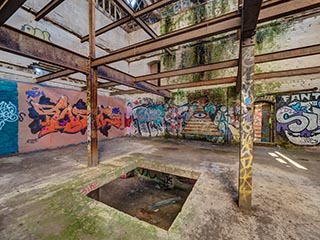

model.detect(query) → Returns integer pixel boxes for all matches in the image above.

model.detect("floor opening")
[87,167,197,230]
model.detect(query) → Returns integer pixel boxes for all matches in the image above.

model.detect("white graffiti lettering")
[0,101,18,130]
[276,94,320,146]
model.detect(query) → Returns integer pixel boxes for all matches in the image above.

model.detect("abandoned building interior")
[0,0,320,239]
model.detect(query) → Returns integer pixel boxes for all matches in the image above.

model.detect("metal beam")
[256,44,320,63]
[0,0,27,25]
[110,89,144,96]
[35,0,65,21]
[113,0,157,39]
[99,82,119,88]
[237,0,262,92]
[135,59,238,82]
[93,0,320,66]
[36,69,75,83]
[134,44,320,83]
[81,16,131,43]
[87,0,98,167]
[80,0,174,42]
[81,82,119,91]
[242,0,263,39]
[0,25,168,97]
[255,66,320,79]
[98,66,170,98]
[158,66,320,90]
[158,77,237,90]
[0,25,88,73]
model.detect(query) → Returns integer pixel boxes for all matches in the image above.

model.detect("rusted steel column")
[87,0,98,167]
[238,36,255,209]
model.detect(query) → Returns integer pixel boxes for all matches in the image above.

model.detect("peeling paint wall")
[0,79,126,156]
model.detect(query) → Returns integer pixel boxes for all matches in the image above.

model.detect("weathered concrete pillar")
[238,36,255,209]
[87,0,98,167]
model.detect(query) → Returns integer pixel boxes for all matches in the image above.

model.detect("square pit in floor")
[86,167,198,230]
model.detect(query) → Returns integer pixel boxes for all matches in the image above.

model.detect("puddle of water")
[87,168,197,230]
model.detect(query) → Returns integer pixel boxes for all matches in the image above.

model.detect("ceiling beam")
[113,0,158,39]
[133,44,320,82]
[98,66,170,98]
[93,0,320,66]
[98,82,119,88]
[158,66,320,90]
[81,16,131,43]
[0,0,27,25]
[80,0,174,42]
[158,77,237,90]
[255,44,320,63]
[110,89,144,96]
[0,25,88,72]
[80,82,119,91]
[0,25,169,97]
[255,66,320,80]
[35,0,65,21]
[135,59,238,82]
[36,69,75,83]
[113,0,172,55]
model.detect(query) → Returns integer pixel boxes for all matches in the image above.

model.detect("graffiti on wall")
[164,103,195,136]
[0,81,19,155]
[125,98,164,137]
[127,97,241,143]
[276,92,320,145]
[126,98,241,142]
[165,102,240,143]
[0,101,18,130]
[26,87,122,139]
[21,24,51,41]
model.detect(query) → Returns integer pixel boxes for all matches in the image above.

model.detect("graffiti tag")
[26,88,122,138]
[276,92,320,145]
[0,101,18,130]
[80,182,98,195]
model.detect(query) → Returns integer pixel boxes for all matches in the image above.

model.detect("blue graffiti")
[26,87,45,99]
[132,104,164,136]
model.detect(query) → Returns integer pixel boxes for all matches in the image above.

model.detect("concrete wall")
[0,79,126,156]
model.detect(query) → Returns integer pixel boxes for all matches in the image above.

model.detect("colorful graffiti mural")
[126,98,164,137]
[276,92,320,145]
[0,81,18,155]
[26,87,122,138]
[164,103,195,136]
[127,97,240,143]
[164,102,240,143]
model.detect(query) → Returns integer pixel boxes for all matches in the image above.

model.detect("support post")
[87,0,98,167]
[238,36,255,209]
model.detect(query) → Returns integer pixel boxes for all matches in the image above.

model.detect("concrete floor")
[0,137,319,240]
